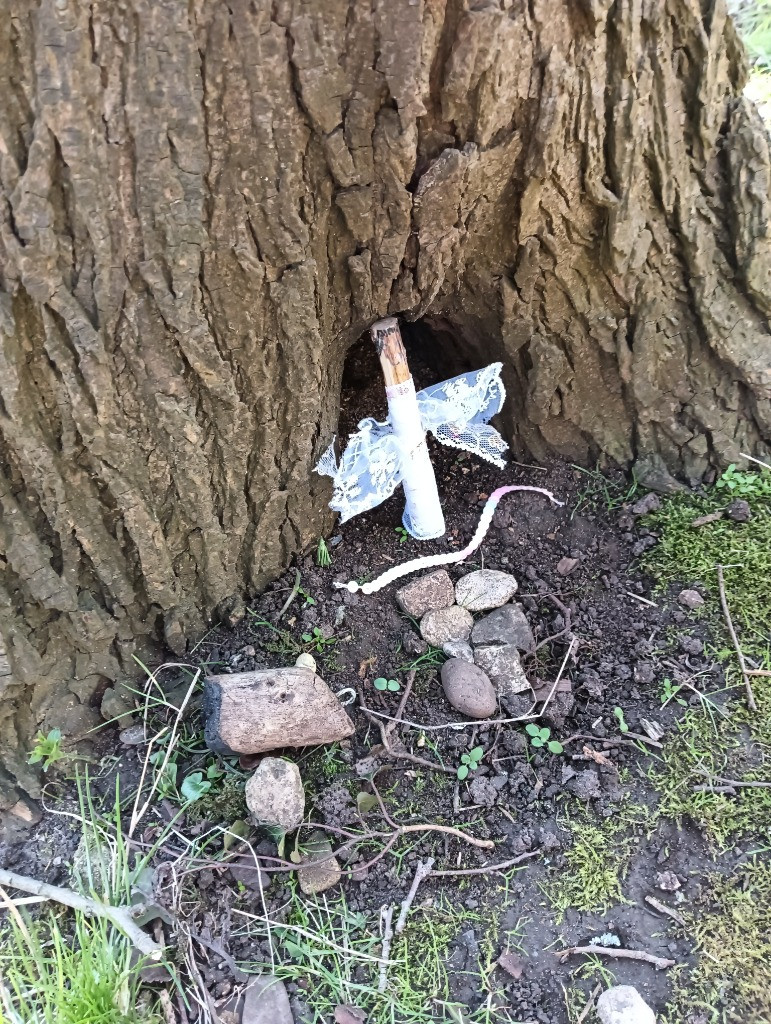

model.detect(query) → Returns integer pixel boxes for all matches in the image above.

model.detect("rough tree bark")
[1,0,770,817]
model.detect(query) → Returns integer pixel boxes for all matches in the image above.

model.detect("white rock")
[456,570,518,611]
[597,985,656,1024]
[246,757,305,831]
[420,605,473,647]
[442,640,475,663]
[474,645,531,695]
[295,652,317,671]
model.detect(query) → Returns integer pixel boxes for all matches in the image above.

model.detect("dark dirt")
[0,338,747,1023]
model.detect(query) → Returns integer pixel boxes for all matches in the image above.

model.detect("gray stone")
[246,758,305,831]
[442,640,475,663]
[567,769,602,801]
[455,570,518,611]
[596,985,656,1024]
[678,588,704,609]
[228,853,268,894]
[473,645,531,696]
[441,659,497,719]
[119,724,147,745]
[726,498,752,522]
[420,605,473,647]
[242,976,294,1024]
[632,492,662,515]
[297,830,342,894]
[395,570,455,618]
[556,556,579,576]
[471,605,535,652]
[656,870,681,891]
[100,687,135,729]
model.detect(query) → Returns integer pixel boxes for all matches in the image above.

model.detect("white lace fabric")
[315,363,508,533]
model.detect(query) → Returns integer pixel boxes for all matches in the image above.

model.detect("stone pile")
[396,568,536,719]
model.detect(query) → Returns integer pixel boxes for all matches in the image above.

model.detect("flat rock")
[204,668,354,755]
[242,976,294,1024]
[395,570,455,618]
[297,830,342,894]
[632,492,662,515]
[442,640,475,663]
[246,758,305,831]
[471,605,534,652]
[474,645,531,697]
[677,588,704,609]
[441,659,497,719]
[726,498,752,522]
[556,556,579,576]
[455,570,518,611]
[420,606,473,647]
[597,985,656,1024]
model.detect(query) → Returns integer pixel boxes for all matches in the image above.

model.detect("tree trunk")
[1,0,770,815]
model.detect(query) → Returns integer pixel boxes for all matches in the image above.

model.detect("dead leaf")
[582,745,613,767]
[223,818,250,852]
[691,510,724,528]
[334,1005,367,1024]
[356,792,378,815]
[497,951,524,979]
[556,556,579,576]
[358,657,376,679]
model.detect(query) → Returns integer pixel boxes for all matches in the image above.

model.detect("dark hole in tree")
[338,317,481,440]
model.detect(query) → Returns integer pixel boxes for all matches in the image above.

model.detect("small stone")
[297,830,342,894]
[242,976,294,1024]
[596,985,656,1024]
[420,606,473,647]
[100,687,135,729]
[471,605,535,652]
[726,498,752,522]
[678,589,704,609]
[567,770,602,801]
[241,645,257,657]
[442,640,475,663]
[656,870,681,891]
[474,645,531,697]
[119,724,147,746]
[403,632,428,656]
[455,570,518,611]
[228,854,268,894]
[632,492,662,515]
[441,660,497,719]
[395,570,455,618]
[679,635,703,656]
[556,556,579,576]
[295,653,317,671]
[246,758,305,831]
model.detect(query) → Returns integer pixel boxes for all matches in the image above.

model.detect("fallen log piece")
[204,668,355,755]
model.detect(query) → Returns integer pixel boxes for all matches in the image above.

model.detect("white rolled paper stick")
[335,484,564,595]
[372,317,446,540]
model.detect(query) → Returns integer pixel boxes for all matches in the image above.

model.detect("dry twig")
[395,858,434,934]
[0,868,163,961]
[645,895,686,927]
[554,945,675,970]
[429,851,539,877]
[716,564,756,711]
[576,983,602,1024]
[378,905,394,993]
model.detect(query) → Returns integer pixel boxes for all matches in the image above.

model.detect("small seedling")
[316,537,332,568]
[395,525,409,544]
[373,677,401,692]
[302,626,336,653]
[298,585,316,608]
[715,463,771,499]
[525,723,564,754]
[149,749,179,799]
[660,677,687,707]
[27,728,65,772]
[457,746,484,780]
[180,762,224,803]
[613,706,629,733]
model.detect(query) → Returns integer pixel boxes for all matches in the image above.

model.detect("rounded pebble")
[441,659,497,719]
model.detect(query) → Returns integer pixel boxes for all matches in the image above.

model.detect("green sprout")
[373,677,401,693]
[302,626,336,653]
[316,537,332,568]
[457,746,484,780]
[525,723,564,754]
[395,526,409,544]
[27,728,65,772]
[613,706,629,733]
[661,677,687,707]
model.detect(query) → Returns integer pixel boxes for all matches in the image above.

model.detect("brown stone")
[395,570,455,618]
[204,669,354,755]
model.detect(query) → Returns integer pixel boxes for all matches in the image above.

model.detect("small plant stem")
[276,569,302,622]
[554,945,675,970]
[429,850,539,877]
[716,564,757,711]
[378,905,395,992]
[576,984,602,1024]
[0,868,163,961]
[395,857,435,934]
[370,775,494,849]
[644,895,686,926]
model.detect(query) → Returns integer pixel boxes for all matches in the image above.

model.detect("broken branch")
[554,945,675,970]
[716,564,756,711]
[395,858,434,934]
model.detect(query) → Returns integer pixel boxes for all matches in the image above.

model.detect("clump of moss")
[185,772,247,825]
[663,859,771,1024]
[649,686,771,852]
[641,467,771,663]
[543,813,635,921]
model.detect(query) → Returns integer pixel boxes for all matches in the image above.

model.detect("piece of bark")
[204,668,354,755]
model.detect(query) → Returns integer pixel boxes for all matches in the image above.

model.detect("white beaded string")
[333,485,564,595]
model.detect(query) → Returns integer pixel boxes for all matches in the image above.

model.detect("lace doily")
[316,363,508,533]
